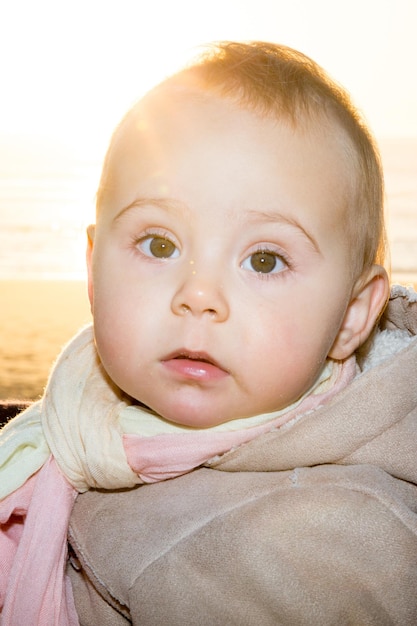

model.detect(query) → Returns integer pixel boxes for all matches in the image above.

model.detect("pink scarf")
[0,325,356,625]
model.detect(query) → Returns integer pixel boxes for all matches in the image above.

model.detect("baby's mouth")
[161,350,229,381]
[175,351,215,364]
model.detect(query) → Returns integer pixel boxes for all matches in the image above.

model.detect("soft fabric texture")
[0,321,352,624]
[66,285,417,625]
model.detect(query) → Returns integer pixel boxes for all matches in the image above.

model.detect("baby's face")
[88,84,356,427]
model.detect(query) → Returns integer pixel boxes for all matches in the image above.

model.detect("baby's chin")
[126,386,295,430]
[159,402,248,429]
[159,410,232,430]
[126,396,221,428]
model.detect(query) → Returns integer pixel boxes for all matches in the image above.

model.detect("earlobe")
[86,224,96,310]
[329,265,390,360]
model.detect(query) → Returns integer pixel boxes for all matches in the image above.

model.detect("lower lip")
[162,358,228,382]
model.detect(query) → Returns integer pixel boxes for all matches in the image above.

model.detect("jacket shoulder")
[68,464,417,625]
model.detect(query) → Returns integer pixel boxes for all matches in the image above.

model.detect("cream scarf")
[0,324,356,625]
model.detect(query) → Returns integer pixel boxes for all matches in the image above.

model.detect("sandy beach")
[0,280,91,400]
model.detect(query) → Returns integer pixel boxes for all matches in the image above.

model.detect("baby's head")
[87,41,389,427]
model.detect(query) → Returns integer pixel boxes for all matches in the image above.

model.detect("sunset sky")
[1,0,416,164]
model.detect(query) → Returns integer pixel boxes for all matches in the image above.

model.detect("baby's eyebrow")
[113,197,187,223]
[246,209,321,255]
[112,201,321,255]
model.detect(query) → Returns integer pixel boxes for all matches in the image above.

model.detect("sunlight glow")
[1,0,417,159]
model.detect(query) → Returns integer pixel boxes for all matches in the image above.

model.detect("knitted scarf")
[0,325,356,625]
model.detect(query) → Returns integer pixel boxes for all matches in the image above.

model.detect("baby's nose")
[170,269,229,321]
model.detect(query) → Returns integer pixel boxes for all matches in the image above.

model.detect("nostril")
[180,304,217,316]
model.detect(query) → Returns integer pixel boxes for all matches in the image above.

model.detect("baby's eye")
[242,250,287,274]
[137,235,179,259]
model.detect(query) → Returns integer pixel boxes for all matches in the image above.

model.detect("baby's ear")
[329,265,389,360]
[86,224,96,310]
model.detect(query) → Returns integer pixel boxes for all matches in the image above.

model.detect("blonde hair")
[98,41,387,276]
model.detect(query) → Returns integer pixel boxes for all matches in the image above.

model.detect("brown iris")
[250,251,277,273]
[149,237,177,258]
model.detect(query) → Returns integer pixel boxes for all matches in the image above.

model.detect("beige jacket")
[68,286,417,625]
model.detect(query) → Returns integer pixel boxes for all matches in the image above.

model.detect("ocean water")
[0,168,97,280]
[381,138,417,279]
[0,137,416,399]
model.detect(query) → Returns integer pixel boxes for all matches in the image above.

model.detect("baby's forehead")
[103,85,355,202]
[117,70,351,149]
[122,75,229,132]
[111,78,209,154]
[113,79,355,192]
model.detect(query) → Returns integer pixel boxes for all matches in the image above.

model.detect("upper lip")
[162,349,228,372]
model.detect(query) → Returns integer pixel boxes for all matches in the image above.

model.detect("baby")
[0,41,394,624]
[88,41,389,429]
